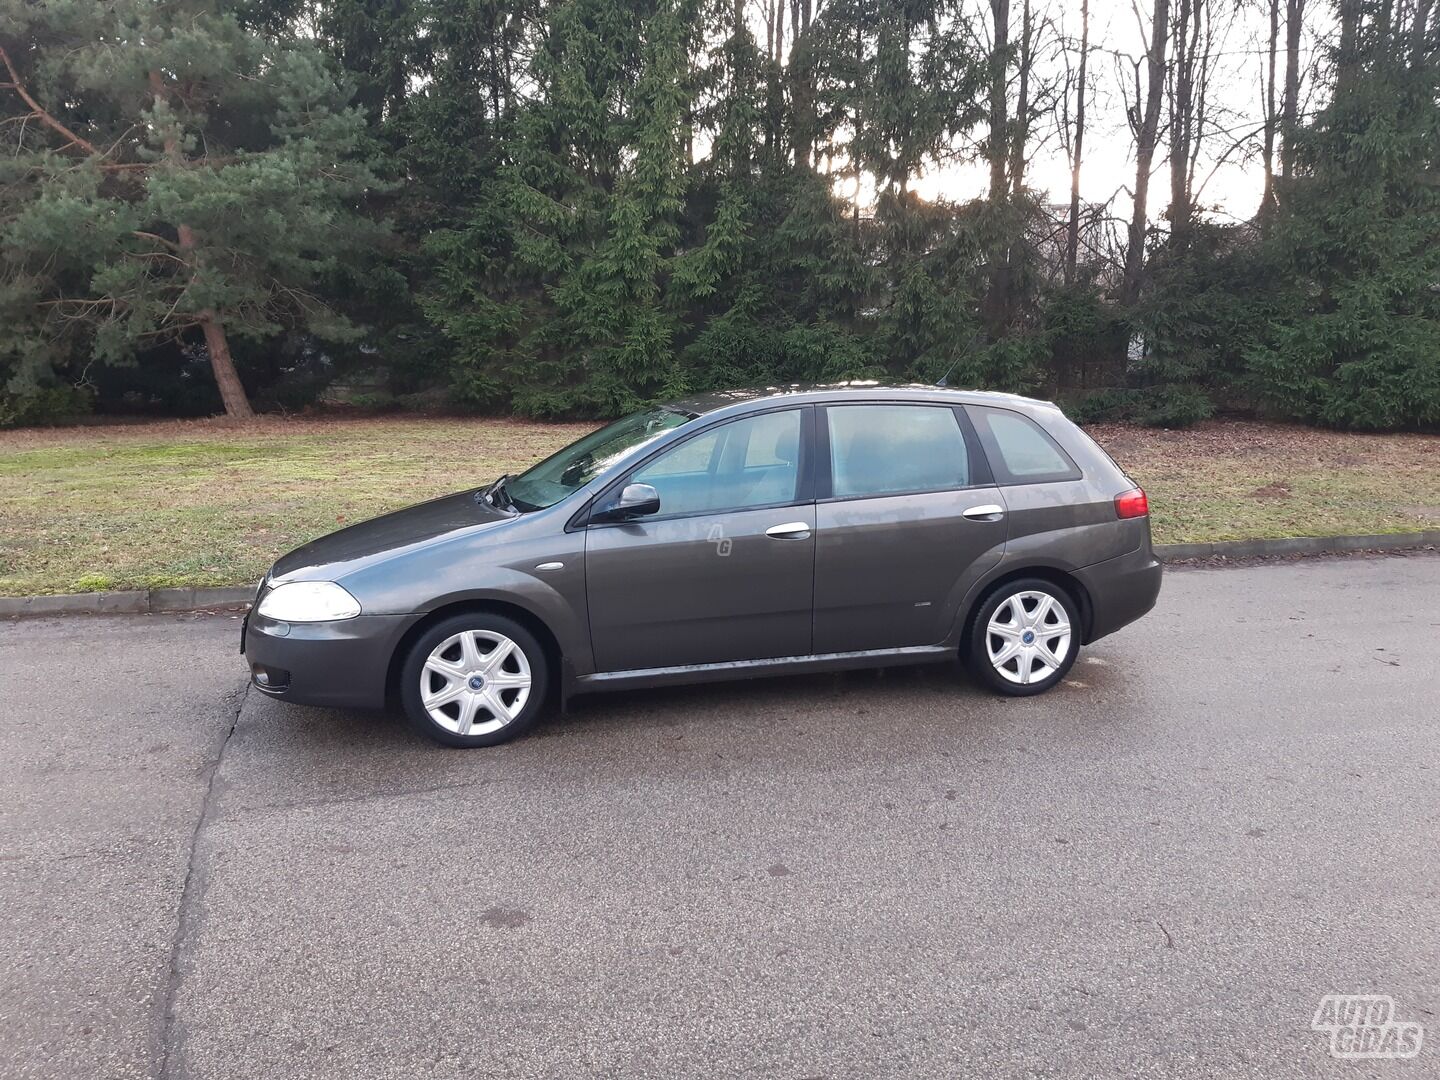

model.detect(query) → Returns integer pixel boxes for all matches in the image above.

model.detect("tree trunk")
[1412,0,1435,63]
[199,311,253,419]
[733,0,746,166]
[1122,0,1170,305]
[1065,0,1090,285]
[489,38,503,124]
[1280,0,1304,185]
[1169,0,1199,250]
[1335,0,1361,95]
[1260,0,1279,218]
[790,0,816,168]
[983,0,1013,336]
[151,69,254,419]
[987,0,1011,202]
[175,223,253,419]
[1009,0,1032,199]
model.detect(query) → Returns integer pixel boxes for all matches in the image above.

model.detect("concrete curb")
[2,530,1437,618]
[0,584,255,618]
[1154,529,1439,561]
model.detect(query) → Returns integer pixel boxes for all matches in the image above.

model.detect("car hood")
[269,489,514,582]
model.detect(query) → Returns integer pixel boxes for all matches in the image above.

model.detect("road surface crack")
[152,680,248,1080]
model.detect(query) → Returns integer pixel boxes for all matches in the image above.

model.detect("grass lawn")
[1,415,1436,596]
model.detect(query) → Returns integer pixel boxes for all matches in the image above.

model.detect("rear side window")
[826,405,971,499]
[968,406,1081,484]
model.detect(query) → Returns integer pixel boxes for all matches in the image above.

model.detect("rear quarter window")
[967,406,1082,485]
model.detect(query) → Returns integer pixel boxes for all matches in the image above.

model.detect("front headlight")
[256,581,361,622]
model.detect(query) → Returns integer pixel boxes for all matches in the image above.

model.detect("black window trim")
[575,404,817,529]
[814,401,994,504]
[964,404,1084,486]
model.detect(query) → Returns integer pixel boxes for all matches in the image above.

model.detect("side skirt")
[567,644,955,700]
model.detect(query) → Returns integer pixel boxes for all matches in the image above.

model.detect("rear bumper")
[242,612,415,709]
[1075,545,1162,643]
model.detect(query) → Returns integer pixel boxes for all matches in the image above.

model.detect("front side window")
[507,408,692,510]
[629,409,802,516]
[968,406,1080,484]
[827,405,971,499]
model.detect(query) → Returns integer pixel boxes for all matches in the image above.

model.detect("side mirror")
[593,482,661,523]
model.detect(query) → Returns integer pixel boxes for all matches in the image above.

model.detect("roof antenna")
[935,333,982,387]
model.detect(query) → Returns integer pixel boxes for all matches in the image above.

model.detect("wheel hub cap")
[985,589,1072,686]
[420,630,533,736]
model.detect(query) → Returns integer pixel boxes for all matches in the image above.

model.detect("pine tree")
[1247,0,1440,428]
[0,0,389,417]
[425,0,698,416]
[802,0,992,381]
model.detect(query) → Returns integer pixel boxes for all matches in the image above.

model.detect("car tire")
[400,613,550,747]
[966,578,1080,696]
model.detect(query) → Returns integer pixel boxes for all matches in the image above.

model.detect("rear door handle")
[765,521,812,540]
[961,504,1005,521]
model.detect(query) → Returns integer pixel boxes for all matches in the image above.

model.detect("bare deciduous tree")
[1260,0,1280,215]
[1168,0,1202,245]
[1122,0,1171,303]
[1064,0,1091,284]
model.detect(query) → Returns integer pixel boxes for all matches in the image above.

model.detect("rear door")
[812,402,1006,653]
[963,404,1116,557]
[584,407,816,672]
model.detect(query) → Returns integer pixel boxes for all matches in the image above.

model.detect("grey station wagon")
[243,385,1161,747]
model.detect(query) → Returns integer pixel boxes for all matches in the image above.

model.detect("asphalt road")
[1,555,1437,1079]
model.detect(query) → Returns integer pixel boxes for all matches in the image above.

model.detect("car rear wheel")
[400,613,550,747]
[966,579,1079,696]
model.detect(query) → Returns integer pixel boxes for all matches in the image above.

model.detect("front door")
[585,407,815,672]
[812,402,1006,653]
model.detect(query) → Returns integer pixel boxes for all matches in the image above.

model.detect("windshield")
[505,407,694,510]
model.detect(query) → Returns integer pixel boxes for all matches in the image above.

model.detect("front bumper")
[1074,545,1163,643]
[242,611,416,710]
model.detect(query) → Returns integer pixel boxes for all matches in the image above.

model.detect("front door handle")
[961,504,1006,521]
[765,521,812,540]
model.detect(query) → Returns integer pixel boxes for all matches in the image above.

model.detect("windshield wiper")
[481,474,516,511]
[482,475,541,513]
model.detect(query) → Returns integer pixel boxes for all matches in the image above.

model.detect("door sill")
[573,645,954,694]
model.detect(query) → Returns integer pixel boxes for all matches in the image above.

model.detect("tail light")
[1115,487,1149,519]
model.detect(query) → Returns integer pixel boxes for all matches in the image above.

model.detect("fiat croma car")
[243,385,1161,747]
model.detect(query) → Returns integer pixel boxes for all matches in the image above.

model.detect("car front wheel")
[400,613,550,747]
[967,579,1079,695]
